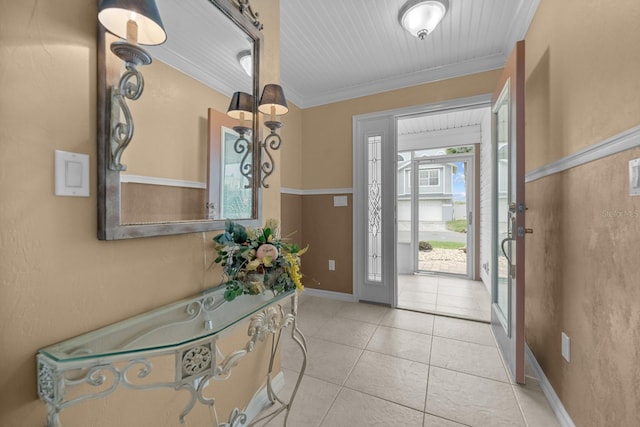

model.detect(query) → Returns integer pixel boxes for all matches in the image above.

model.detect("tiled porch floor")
[256,295,560,427]
[398,274,491,322]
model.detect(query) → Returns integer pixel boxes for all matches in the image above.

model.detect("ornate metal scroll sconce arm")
[261,120,283,188]
[98,0,167,171]
[233,125,254,189]
[227,91,255,188]
[108,43,151,171]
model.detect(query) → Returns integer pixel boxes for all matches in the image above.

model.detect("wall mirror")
[98,0,263,240]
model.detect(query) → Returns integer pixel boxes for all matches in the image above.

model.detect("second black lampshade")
[227,91,255,120]
[258,84,288,116]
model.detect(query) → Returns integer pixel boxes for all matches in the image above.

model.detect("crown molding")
[284,54,505,109]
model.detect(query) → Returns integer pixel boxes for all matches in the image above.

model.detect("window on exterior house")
[405,170,411,192]
[419,169,440,187]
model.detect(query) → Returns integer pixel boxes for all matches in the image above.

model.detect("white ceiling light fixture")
[399,0,449,40]
[238,50,253,76]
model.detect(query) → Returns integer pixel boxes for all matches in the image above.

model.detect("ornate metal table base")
[37,291,306,427]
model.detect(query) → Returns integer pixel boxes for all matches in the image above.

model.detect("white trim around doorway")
[353,94,492,307]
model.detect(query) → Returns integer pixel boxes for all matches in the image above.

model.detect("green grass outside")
[427,241,466,250]
[446,219,468,233]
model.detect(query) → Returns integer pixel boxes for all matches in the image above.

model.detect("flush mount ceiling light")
[237,50,252,76]
[398,0,449,40]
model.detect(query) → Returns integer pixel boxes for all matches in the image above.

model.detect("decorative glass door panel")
[367,135,383,282]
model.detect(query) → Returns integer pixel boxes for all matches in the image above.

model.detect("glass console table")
[37,287,307,427]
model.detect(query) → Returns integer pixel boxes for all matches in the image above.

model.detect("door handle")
[500,236,514,266]
[501,236,516,279]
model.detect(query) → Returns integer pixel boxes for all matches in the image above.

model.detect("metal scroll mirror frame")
[97,0,264,240]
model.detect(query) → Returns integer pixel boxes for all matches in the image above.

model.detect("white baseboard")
[238,371,285,426]
[525,344,576,427]
[302,288,356,302]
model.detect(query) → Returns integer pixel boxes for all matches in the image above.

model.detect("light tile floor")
[256,295,561,427]
[398,274,491,322]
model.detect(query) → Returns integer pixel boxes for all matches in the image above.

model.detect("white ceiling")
[280,0,539,108]
[149,0,254,98]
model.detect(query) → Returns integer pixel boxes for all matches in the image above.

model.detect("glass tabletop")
[39,287,294,362]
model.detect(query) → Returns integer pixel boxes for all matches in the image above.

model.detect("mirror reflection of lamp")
[237,50,253,77]
[227,92,255,187]
[258,84,288,188]
[98,0,167,171]
[226,85,288,189]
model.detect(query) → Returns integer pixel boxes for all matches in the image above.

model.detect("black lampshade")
[227,92,255,120]
[258,84,288,116]
[98,0,167,45]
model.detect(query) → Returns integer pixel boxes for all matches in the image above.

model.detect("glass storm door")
[491,40,527,384]
[414,156,473,277]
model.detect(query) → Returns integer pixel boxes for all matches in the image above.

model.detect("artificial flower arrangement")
[212,219,307,302]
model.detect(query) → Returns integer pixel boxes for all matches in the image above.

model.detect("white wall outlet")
[328,260,335,271]
[561,332,571,362]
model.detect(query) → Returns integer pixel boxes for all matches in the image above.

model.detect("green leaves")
[258,227,272,244]
[223,280,244,301]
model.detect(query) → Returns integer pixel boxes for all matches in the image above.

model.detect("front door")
[491,40,527,384]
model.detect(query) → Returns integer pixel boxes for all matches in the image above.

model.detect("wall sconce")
[258,84,288,188]
[398,0,449,40]
[226,91,254,187]
[227,84,288,189]
[98,0,167,171]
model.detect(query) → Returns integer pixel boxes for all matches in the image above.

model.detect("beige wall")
[300,194,353,294]
[0,0,282,425]
[125,57,229,182]
[280,102,303,189]
[524,0,640,425]
[280,193,303,247]
[301,70,501,189]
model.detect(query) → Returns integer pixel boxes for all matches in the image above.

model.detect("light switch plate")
[55,150,90,197]
[561,332,571,362]
[333,195,348,207]
[630,158,640,196]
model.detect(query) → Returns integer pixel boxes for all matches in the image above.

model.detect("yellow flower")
[246,227,258,240]
[246,259,262,271]
[284,253,304,291]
